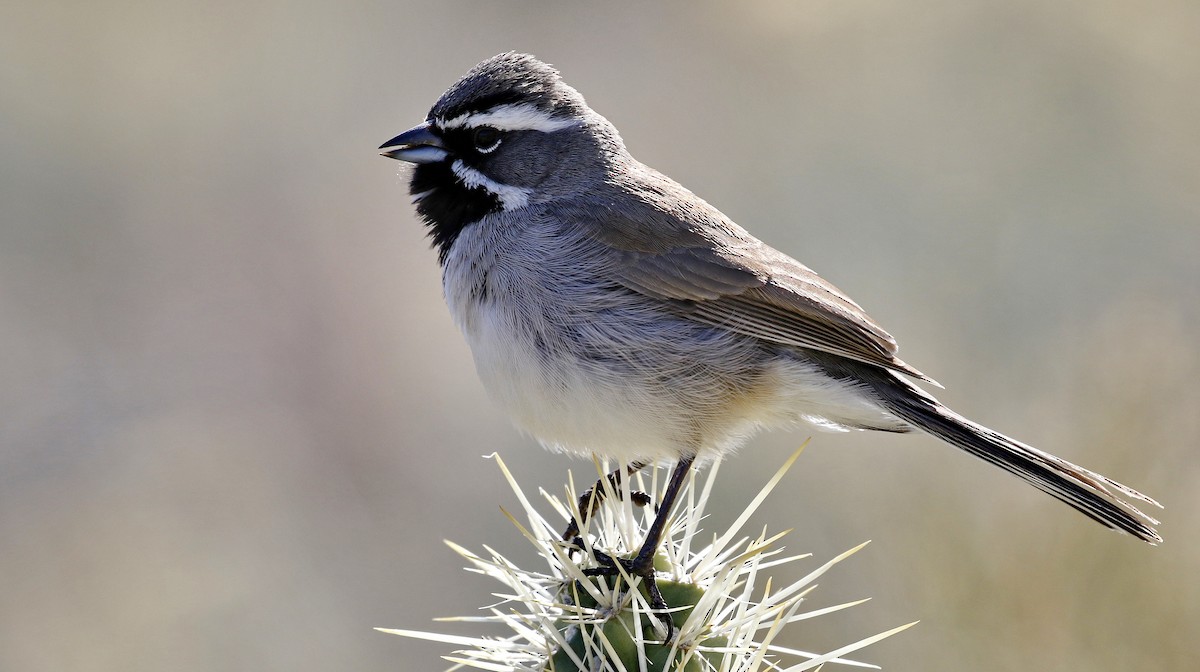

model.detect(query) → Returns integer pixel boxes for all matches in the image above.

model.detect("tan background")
[2,1,1197,670]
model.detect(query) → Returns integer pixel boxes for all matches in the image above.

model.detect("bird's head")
[380,52,623,261]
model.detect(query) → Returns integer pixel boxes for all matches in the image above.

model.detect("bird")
[379,51,1161,634]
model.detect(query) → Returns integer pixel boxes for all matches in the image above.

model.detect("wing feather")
[562,167,937,384]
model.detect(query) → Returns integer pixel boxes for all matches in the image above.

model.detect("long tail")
[867,374,1163,544]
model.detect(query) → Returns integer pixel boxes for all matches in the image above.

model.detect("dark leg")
[583,455,695,642]
[562,461,650,541]
[627,456,693,574]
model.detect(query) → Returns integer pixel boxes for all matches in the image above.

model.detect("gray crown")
[428,52,587,123]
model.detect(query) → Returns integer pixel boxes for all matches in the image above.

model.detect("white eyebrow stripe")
[450,159,531,210]
[437,103,578,133]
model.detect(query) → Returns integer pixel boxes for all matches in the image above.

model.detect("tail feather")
[872,379,1163,544]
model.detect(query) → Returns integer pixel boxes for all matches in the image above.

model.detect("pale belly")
[457,296,900,464]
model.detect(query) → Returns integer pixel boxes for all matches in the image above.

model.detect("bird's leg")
[561,461,650,541]
[581,456,695,642]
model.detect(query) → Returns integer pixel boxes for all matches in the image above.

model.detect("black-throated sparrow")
[379,51,1161,633]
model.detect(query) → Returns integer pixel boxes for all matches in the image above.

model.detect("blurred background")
[2,1,1197,670]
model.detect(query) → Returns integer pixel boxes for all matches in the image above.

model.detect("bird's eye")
[472,126,502,153]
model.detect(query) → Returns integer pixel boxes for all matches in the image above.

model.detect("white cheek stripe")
[451,159,531,210]
[410,188,436,204]
[437,103,578,133]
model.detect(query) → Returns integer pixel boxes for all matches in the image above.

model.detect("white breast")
[440,213,710,463]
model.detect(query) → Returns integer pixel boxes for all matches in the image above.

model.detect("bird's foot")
[577,541,675,642]
[561,464,651,541]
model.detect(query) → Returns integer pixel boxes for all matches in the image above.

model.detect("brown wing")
[572,169,937,384]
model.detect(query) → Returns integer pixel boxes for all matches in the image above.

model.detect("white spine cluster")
[381,445,915,671]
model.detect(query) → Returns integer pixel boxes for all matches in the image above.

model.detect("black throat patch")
[410,161,503,264]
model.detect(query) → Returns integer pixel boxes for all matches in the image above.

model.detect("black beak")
[379,122,448,163]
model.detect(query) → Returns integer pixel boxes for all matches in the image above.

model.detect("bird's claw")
[572,541,675,642]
